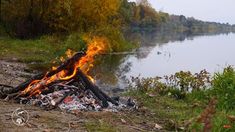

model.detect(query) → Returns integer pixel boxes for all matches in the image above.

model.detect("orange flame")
[22,37,108,96]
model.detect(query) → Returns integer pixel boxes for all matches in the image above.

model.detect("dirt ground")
[0,60,33,87]
[0,60,161,132]
[0,100,83,132]
[0,60,79,131]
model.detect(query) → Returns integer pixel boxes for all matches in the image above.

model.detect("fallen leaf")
[147,93,156,97]
[191,102,200,108]
[178,127,185,130]
[121,118,127,124]
[155,123,163,130]
[227,115,235,122]
[223,125,231,129]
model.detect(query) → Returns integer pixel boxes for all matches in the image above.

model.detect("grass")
[0,35,67,69]
[0,30,135,71]
[126,67,235,131]
[85,120,119,132]
[0,34,90,70]
[126,88,235,131]
[127,90,198,131]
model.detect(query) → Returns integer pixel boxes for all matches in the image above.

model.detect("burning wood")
[0,39,135,112]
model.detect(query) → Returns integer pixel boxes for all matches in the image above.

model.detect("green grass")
[127,89,235,131]
[189,110,235,131]
[127,90,198,131]
[0,37,57,59]
[188,67,235,131]
[0,30,135,70]
[212,66,235,110]
[85,120,119,132]
[127,67,235,131]
[0,34,87,69]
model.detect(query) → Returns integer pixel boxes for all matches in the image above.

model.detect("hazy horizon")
[130,0,235,25]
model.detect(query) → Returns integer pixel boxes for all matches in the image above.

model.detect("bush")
[64,33,86,51]
[211,66,235,110]
[91,26,135,52]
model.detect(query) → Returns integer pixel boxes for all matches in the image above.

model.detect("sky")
[131,0,235,24]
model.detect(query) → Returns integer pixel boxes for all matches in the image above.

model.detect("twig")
[0,84,14,88]
[53,84,79,90]
[120,124,146,132]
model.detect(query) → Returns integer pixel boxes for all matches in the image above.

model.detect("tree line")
[0,0,168,39]
[160,15,235,33]
[0,0,233,40]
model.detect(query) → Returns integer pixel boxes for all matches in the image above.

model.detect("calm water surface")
[94,32,235,92]
[125,33,235,77]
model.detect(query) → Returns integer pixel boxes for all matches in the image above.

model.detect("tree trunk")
[28,0,34,37]
[0,0,2,22]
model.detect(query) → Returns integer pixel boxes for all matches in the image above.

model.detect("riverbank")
[0,60,170,131]
[127,67,235,131]
[1,59,234,131]
[0,28,234,132]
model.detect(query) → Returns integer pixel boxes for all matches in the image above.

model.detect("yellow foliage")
[72,0,121,29]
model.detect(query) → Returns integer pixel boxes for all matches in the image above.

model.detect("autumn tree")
[131,0,168,28]
[118,0,135,25]
[35,0,121,32]
[0,0,121,37]
[136,0,150,7]
[72,0,121,31]
[0,0,2,22]
[0,0,168,38]
[1,0,50,38]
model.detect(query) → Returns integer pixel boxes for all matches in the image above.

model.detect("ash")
[19,82,136,113]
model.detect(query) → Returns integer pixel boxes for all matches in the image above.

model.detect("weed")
[211,66,235,110]
[197,97,217,132]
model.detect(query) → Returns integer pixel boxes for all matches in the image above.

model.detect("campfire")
[0,37,134,112]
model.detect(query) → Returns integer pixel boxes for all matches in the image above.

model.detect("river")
[92,31,235,93]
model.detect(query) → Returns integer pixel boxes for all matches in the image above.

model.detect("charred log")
[4,73,45,95]
[45,52,84,77]
[76,69,118,107]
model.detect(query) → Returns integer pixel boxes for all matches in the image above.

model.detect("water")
[125,33,235,77]
[93,32,235,92]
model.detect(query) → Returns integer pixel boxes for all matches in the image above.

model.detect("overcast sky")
[133,0,235,24]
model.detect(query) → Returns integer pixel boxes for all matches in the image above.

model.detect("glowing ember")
[21,37,108,96]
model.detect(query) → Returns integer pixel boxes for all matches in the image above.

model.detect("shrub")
[64,33,86,51]
[129,70,211,100]
[91,26,135,52]
[211,66,235,110]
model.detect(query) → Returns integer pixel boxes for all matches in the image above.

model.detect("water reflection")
[92,31,235,93]
[91,55,131,94]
